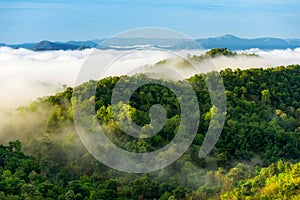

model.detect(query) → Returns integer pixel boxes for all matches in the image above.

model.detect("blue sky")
[1,0,300,43]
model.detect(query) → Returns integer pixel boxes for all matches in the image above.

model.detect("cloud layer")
[1,47,300,111]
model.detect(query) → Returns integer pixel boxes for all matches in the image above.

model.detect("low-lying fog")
[1,47,300,112]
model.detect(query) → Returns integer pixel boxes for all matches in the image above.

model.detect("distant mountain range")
[0,40,101,51]
[197,34,300,50]
[1,35,300,51]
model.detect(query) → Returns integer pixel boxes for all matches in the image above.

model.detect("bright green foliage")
[222,161,300,199]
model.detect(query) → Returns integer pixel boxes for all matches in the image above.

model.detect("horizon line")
[2,34,300,45]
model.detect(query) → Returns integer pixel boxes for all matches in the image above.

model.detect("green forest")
[1,49,300,199]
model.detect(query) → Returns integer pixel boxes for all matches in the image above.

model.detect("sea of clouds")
[1,47,300,111]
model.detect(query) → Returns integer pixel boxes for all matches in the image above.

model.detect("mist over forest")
[1,46,300,110]
[1,46,300,199]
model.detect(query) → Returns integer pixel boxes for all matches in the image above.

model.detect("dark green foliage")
[155,48,258,66]
[191,48,257,61]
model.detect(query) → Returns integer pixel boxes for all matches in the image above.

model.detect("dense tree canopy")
[1,63,300,199]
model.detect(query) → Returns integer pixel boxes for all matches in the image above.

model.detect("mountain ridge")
[1,35,300,51]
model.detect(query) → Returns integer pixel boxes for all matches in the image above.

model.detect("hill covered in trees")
[1,64,300,199]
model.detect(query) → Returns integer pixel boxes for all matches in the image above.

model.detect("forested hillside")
[1,64,300,199]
